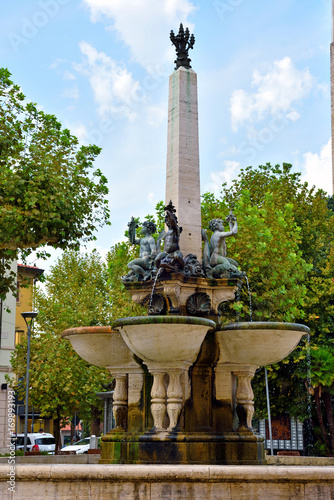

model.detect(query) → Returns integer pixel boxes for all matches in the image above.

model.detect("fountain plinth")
[122,274,241,318]
[62,24,310,466]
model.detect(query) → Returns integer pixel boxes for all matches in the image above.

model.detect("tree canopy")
[201,162,334,455]
[8,250,113,449]
[0,68,110,299]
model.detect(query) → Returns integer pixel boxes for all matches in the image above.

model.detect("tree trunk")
[53,412,62,451]
[70,422,75,444]
[90,405,101,437]
[314,386,331,452]
[323,390,334,456]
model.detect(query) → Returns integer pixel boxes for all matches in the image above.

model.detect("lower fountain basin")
[113,316,216,365]
[61,326,138,370]
[216,322,310,366]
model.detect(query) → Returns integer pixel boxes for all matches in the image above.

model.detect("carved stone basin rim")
[216,321,310,367]
[62,326,116,336]
[113,315,216,329]
[218,321,310,333]
[112,315,216,365]
[61,325,138,370]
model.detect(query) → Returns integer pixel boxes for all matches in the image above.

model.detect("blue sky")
[1,0,332,268]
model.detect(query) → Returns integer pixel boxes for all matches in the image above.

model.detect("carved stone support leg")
[150,371,166,431]
[167,370,183,430]
[127,370,144,432]
[233,367,256,430]
[112,374,128,430]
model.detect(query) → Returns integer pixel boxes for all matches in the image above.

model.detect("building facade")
[0,263,43,451]
[0,261,17,451]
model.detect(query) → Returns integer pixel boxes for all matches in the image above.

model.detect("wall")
[0,464,333,499]
[0,260,17,451]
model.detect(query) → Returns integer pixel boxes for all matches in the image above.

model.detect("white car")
[15,432,56,453]
[60,437,92,454]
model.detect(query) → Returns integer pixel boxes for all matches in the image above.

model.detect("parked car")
[14,432,56,453]
[60,437,91,454]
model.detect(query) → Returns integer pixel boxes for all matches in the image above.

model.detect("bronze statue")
[202,210,243,278]
[155,201,184,273]
[170,23,195,70]
[122,219,158,282]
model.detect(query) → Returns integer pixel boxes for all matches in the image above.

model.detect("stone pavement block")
[150,482,231,500]
[305,483,334,500]
[13,481,150,500]
[230,482,304,500]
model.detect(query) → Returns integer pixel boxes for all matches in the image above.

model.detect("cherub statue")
[155,201,184,273]
[122,219,158,282]
[202,210,243,279]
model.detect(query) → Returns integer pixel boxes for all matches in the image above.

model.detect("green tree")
[35,249,113,334]
[107,242,146,319]
[201,163,334,455]
[8,250,113,448]
[0,68,110,299]
[202,170,310,323]
[8,332,111,451]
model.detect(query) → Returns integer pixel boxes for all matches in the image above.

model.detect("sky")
[0,0,332,271]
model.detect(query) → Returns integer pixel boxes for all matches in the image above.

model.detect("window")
[16,437,31,446]
[35,438,55,445]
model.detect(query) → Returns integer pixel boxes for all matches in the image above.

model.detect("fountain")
[62,24,310,466]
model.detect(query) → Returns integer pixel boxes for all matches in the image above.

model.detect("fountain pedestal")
[123,274,241,317]
[99,325,267,465]
[63,321,308,465]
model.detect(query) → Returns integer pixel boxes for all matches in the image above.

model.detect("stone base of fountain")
[2,463,334,499]
[100,430,266,465]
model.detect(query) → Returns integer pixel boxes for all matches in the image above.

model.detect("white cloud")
[68,123,89,143]
[82,0,196,72]
[74,41,142,120]
[230,57,315,131]
[62,86,79,100]
[147,192,158,204]
[63,70,76,81]
[49,58,66,69]
[146,104,167,126]
[204,161,241,196]
[301,139,332,195]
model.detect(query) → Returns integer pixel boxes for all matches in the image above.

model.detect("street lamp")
[21,311,38,454]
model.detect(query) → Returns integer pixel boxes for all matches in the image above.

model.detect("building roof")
[17,264,44,277]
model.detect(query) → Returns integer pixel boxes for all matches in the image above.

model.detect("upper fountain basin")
[112,316,216,365]
[61,326,137,370]
[216,321,310,366]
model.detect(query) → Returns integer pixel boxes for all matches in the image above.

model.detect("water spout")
[148,267,163,315]
[245,274,253,322]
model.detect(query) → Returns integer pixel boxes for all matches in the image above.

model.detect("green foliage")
[202,162,334,455]
[0,68,110,299]
[8,250,113,448]
[7,332,110,449]
[107,242,146,319]
[34,250,113,334]
[202,165,310,322]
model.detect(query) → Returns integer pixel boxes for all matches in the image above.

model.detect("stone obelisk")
[331,0,334,194]
[166,24,202,261]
